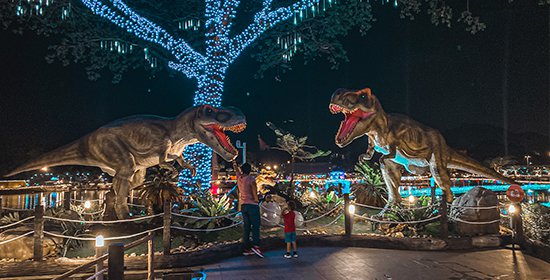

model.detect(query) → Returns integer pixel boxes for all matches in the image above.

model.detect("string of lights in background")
[19,0,360,190]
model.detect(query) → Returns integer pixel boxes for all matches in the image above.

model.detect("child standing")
[282,201,298,258]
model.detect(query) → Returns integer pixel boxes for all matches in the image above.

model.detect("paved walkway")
[193,247,550,280]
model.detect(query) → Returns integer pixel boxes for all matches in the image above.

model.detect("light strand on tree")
[79,0,338,190]
[80,0,206,78]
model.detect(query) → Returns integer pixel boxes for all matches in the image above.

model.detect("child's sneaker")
[251,246,264,258]
[284,252,292,259]
[293,251,298,258]
[243,249,254,256]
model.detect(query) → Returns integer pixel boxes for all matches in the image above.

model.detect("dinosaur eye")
[207,108,213,114]
[360,94,366,99]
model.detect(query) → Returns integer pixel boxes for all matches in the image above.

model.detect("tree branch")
[229,0,318,62]
[80,0,206,78]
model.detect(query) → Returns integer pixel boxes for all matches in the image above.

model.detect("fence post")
[439,191,448,239]
[95,244,104,280]
[108,243,124,280]
[147,232,154,280]
[510,203,524,247]
[64,187,71,211]
[33,204,44,261]
[343,193,353,237]
[163,201,171,255]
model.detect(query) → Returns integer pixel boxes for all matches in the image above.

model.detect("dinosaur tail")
[5,141,88,177]
[447,149,516,185]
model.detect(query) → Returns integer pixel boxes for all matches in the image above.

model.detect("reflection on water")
[1,190,106,210]
[1,189,142,210]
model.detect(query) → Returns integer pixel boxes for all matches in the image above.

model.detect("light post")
[524,155,531,166]
[95,235,105,280]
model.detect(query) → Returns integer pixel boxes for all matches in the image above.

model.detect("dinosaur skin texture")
[6,105,246,219]
[329,87,514,205]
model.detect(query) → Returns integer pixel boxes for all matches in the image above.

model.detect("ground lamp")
[95,235,105,280]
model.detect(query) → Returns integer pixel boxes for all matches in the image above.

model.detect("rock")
[260,200,281,227]
[471,235,501,248]
[450,187,500,235]
[0,227,59,260]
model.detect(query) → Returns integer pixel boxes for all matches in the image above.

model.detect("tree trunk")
[182,70,226,192]
[289,156,296,197]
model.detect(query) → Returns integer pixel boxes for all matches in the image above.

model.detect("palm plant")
[266,121,331,193]
[304,189,342,217]
[354,158,387,207]
[135,165,185,215]
[522,203,550,244]
[179,191,234,229]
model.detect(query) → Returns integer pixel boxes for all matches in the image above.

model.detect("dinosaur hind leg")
[113,172,133,220]
[429,153,453,203]
[380,158,404,205]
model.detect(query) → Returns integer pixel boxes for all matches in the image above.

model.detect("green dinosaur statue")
[329,87,514,205]
[6,105,246,219]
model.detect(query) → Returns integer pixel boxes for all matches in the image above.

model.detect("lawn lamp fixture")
[95,235,105,248]
[84,200,92,209]
[408,195,416,204]
[309,190,316,199]
[508,204,517,215]
[348,204,355,215]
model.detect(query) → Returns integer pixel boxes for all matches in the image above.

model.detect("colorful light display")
[78,0,337,189]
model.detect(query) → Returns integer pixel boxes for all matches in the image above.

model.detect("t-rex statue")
[6,105,247,219]
[329,87,514,205]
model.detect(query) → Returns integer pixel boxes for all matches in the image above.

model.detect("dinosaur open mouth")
[204,123,246,154]
[330,104,374,144]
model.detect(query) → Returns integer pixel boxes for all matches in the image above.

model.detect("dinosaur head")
[329,87,380,148]
[193,105,246,161]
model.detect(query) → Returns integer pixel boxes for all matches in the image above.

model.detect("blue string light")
[79,0,335,189]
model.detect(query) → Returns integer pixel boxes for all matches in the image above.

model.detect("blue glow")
[50,176,59,181]
[541,202,550,208]
[80,0,337,187]
[401,184,550,197]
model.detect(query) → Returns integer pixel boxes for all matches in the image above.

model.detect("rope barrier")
[44,213,163,224]
[171,221,243,232]
[0,216,34,230]
[171,211,239,220]
[85,268,108,280]
[450,205,501,210]
[449,217,500,225]
[44,227,163,241]
[1,207,34,212]
[353,213,441,224]
[128,203,146,208]
[261,210,344,231]
[0,231,34,245]
[81,209,105,216]
[353,202,436,211]
[71,199,102,203]
[298,212,344,231]
[303,203,342,223]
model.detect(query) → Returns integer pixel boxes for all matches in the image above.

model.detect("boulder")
[0,227,59,260]
[450,187,500,235]
[260,201,281,227]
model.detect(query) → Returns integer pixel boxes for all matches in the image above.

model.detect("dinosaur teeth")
[223,123,247,133]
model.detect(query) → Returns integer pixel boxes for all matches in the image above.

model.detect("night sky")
[0,4,548,174]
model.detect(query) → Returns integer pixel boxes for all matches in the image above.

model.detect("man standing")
[234,161,264,258]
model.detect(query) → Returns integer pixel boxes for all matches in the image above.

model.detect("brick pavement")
[193,247,550,280]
